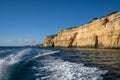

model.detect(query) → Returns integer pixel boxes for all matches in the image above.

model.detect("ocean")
[0,47,120,80]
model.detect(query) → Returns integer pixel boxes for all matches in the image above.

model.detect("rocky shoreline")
[43,12,120,49]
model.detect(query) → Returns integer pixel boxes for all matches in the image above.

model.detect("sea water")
[0,47,120,80]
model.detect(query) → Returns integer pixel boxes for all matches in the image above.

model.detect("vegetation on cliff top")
[46,11,119,39]
[47,34,57,38]
[65,11,119,30]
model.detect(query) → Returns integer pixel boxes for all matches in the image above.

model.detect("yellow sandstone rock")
[43,12,120,48]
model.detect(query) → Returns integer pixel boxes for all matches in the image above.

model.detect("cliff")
[43,12,120,48]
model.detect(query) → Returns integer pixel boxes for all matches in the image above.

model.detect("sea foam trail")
[0,48,32,80]
[34,58,108,80]
[30,50,59,60]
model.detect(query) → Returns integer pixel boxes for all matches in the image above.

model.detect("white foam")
[0,48,32,79]
[9,48,31,64]
[41,76,50,79]
[31,50,59,60]
[35,58,107,80]
[38,50,59,57]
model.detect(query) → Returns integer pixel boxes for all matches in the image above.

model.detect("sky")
[0,0,120,46]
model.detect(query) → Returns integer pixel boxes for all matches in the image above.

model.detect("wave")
[35,50,59,58]
[0,48,59,80]
[0,48,108,80]
[0,50,11,53]
[0,48,32,80]
[33,58,108,80]
[29,50,59,60]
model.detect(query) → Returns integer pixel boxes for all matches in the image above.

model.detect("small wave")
[0,50,11,53]
[36,50,59,57]
[41,76,51,80]
[0,48,32,80]
[30,50,59,60]
[34,58,107,80]
[9,48,32,64]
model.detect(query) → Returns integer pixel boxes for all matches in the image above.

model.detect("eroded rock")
[43,12,120,48]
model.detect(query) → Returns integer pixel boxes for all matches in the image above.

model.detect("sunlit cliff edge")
[43,12,120,49]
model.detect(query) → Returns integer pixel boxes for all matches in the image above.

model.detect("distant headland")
[43,12,120,49]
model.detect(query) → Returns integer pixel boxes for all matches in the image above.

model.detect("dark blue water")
[0,47,120,80]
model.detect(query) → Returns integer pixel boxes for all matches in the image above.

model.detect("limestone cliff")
[43,35,56,47]
[43,12,120,48]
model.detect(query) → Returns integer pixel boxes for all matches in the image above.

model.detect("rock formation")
[43,35,56,47]
[43,12,120,48]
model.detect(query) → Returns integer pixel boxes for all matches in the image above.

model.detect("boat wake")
[0,48,32,80]
[33,57,108,80]
[0,48,108,80]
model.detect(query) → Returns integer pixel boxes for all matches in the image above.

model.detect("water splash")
[34,58,107,80]
[0,48,32,80]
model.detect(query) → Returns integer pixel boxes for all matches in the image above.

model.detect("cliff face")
[43,12,120,48]
[43,36,55,47]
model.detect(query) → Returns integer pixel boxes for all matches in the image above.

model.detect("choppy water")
[0,47,120,80]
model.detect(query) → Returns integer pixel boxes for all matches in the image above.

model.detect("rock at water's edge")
[43,12,120,49]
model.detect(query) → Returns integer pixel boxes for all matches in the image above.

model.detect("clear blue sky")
[0,0,120,46]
